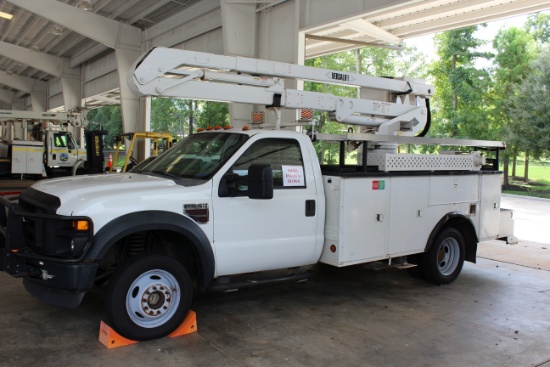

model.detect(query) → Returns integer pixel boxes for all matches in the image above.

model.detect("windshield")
[137,132,249,180]
[54,132,76,149]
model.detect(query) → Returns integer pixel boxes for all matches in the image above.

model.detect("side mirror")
[248,164,273,200]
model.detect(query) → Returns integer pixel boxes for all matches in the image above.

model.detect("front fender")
[87,211,215,289]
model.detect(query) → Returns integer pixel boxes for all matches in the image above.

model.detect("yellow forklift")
[109,131,173,173]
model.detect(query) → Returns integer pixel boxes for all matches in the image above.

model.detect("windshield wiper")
[150,170,181,180]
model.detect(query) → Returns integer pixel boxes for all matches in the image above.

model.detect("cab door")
[212,137,320,276]
[47,131,78,168]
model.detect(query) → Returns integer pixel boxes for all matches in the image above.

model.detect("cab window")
[54,133,67,148]
[53,133,76,149]
[230,138,305,194]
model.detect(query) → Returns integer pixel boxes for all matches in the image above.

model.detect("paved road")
[501,194,550,245]
[479,194,550,271]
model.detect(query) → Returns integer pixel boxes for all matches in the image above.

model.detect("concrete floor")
[0,189,549,367]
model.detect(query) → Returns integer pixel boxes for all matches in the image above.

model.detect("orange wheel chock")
[98,310,198,349]
[98,321,139,349]
[168,310,197,338]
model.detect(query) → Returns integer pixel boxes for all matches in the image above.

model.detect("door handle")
[305,200,316,217]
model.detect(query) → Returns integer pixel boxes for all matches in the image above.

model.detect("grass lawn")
[502,160,550,199]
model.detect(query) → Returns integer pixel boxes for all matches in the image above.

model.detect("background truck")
[0,48,514,341]
[0,110,95,178]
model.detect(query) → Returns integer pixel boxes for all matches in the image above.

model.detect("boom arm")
[129,48,434,136]
[0,109,87,127]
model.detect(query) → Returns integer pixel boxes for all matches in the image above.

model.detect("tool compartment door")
[388,176,431,256]
[320,176,389,267]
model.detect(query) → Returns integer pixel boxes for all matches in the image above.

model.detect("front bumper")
[0,195,97,308]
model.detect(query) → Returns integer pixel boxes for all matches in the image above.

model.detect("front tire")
[105,253,193,341]
[418,227,465,285]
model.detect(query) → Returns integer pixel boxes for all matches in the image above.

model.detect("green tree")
[151,98,229,137]
[525,12,550,44]
[492,27,535,182]
[86,105,123,148]
[195,101,229,129]
[428,26,493,141]
[508,48,550,180]
[151,97,179,136]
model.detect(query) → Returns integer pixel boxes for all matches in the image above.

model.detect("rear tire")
[105,253,193,341]
[418,227,465,285]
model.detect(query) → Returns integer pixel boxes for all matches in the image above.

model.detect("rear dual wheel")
[105,253,193,341]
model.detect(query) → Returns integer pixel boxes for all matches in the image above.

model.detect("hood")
[31,173,185,217]
[30,173,213,232]
[32,173,176,201]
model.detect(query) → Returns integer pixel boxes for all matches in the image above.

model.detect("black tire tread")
[104,253,193,341]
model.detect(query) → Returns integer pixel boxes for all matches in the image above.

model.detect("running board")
[208,270,314,292]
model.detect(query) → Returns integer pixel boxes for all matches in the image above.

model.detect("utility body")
[0,48,514,341]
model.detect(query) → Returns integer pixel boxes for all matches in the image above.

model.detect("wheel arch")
[425,212,479,264]
[71,159,86,176]
[88,211,215,290]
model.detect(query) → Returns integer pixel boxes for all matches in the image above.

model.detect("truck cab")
[44,130,86,171]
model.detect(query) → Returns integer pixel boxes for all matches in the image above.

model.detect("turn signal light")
[73,220,89,231]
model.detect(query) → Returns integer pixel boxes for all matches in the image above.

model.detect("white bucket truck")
[0,48,514,341]
[0,110,87,177]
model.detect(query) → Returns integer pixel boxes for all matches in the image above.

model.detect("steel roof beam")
[7,0,141,50]
[0,41,64,77]
[0,71,47,111]
[0,89,15,105]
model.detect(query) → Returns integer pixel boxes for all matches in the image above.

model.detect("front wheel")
[105,253,193,341]
[418,227,465,285]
